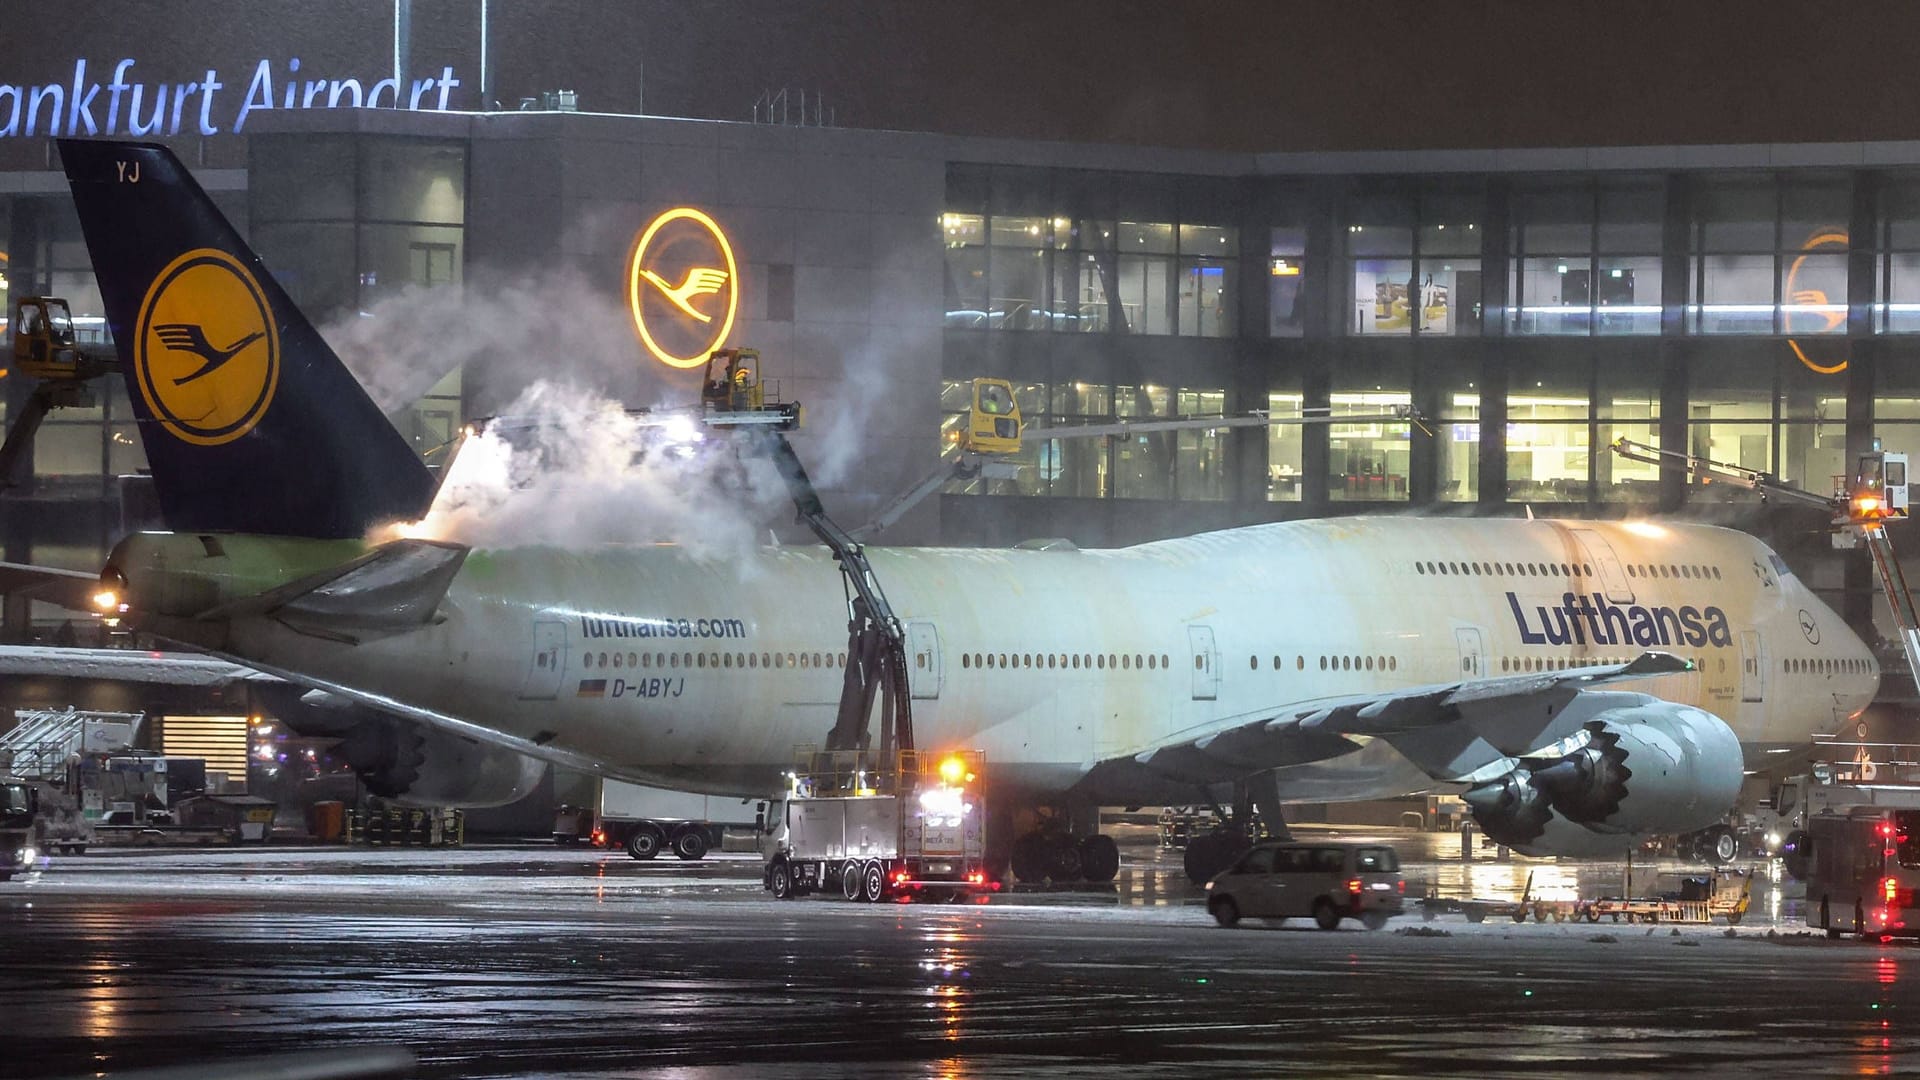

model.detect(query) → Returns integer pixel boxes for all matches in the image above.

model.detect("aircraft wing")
[1093,651,1695,798]
[196,647,656,784]
[0,561,107,613]
[0,644,275,687]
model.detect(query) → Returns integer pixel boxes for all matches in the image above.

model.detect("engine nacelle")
[1464,701,1743,856]
[333,719,547,808]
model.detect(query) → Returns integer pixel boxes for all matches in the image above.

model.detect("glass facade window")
[1266,392,1303,501]
[1512,180,1662,336]
[1175,389,1228,500]
[1878,180,1920,333]
[1439,393,1480,502]
[1328,391,1412,501]
[942,213,987,327]
[1269,227,1307,337]
[1689,176,1851,335]
[1506,396,1589,502]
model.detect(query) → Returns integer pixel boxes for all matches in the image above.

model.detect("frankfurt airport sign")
[0,58,462,138]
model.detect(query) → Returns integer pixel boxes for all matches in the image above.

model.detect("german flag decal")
[577,679,608,698]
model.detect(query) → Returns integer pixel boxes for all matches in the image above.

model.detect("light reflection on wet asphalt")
[0,831,1913,1078]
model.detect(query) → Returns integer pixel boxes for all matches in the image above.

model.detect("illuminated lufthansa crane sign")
[626,208,740,369]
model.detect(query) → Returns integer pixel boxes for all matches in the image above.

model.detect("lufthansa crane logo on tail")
[626,208,739,370]
[134,248,280,445]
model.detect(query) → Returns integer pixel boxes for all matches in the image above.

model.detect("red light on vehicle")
[894,871,909,885]
[1886,877,1900,904]
[1397,880,1406,895]
[1882,823,1897,838]
[1347,878,1364,895]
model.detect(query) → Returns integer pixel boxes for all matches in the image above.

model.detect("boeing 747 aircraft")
[41,140,1880,883]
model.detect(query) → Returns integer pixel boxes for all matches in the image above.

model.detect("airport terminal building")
[3,10,1920,648]
[11,113,1920,634]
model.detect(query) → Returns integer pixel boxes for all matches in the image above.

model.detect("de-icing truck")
[762,749,992,903]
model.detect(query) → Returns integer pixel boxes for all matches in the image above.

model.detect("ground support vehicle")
[554,779,763,861]
[764,749,992,903]
[0,781,42,881]
[1775,769,1920,880]
[1579,880,1752,925]
[1804,810,1919,939]
[1418,872,1541,924]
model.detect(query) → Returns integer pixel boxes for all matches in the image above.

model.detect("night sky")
[2,1,1919,153]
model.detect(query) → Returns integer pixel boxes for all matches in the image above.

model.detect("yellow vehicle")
[961,378,1021,455]
[702,347,765,413]
[13,297,86,380]
[2,297,116,487]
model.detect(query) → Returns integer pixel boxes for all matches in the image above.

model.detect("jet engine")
[331,718,548,808]
[1463,701,1742,856]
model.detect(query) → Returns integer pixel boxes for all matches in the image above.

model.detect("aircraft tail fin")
[57,139,433,539]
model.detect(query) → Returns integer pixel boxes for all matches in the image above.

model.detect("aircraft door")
[520,618,567,700]
[1740,629,1766,703]
[1454,626,1486,679]
[1189,625,1220,700]
[907,620,942,700]
[1572,528,1635,604]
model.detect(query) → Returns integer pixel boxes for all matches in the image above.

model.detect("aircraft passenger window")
[614,654,625,669]
[1389,657,1397,671]
[1247,656,1255,671]
[1320,656,1328,671]
[695,654,707,669]
[1502,657,1511,672]
[1342,656,1352,671]
[1296,656,1305,670]
[1162,655,1170,669]
[786,653,797,668]
[1024,654,1034,668]
[720,654,730,669]
[1626,565,1637,578]
[962,654,971,669]
[1712,567,1722,579]
[1109,654,1118,669]
[1098,656,1107,670]
[1416,563,1426,574]
[1135,654,1143,670]
[1271,655,1280,670]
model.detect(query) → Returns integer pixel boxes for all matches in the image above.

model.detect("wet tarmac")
[1,832,1914,1078]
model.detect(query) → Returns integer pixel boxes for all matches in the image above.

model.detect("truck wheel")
[862,860,888,903]
[672,828,708,861]
[1782,832,1811,881]
[626,826,664,860]
[769,858,793,899]
[842,862,864,901]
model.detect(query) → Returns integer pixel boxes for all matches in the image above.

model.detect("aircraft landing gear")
[1183,825,1250,885]
[1004,811,1121,885]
